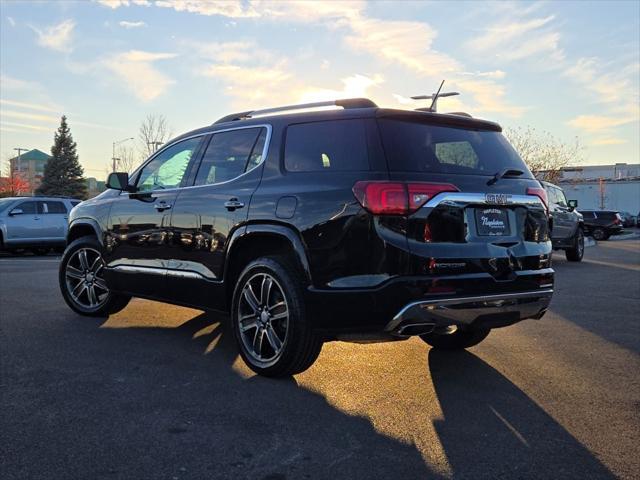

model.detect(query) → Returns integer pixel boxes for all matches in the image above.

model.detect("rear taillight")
[353,181,458,215]
[526,187,548,211]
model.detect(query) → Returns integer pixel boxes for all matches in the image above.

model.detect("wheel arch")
[67,219,102,245]
[224,224,312,302]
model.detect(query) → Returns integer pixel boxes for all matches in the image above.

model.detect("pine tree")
[37,116,87,198]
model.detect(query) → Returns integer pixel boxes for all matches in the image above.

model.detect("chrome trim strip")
[124,123,272,194]
[110,265,207,281]
[111,265,165,276]
[386,289,554,333]
[423,192,544,209]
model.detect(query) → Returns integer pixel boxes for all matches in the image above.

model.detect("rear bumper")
[306,268,554,335]
[385,289,553,337]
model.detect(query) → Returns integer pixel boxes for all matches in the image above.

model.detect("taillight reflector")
[353,181,458,215]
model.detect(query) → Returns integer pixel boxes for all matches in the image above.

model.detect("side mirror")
[567,199,578,210]
[8,208,23,216]
[106,172,131,192]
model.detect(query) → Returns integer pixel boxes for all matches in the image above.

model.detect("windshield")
[378,119,532,177]
[0,198,17,214]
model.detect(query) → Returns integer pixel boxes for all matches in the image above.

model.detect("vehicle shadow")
[72,310,441,480]
[428,349,615,479]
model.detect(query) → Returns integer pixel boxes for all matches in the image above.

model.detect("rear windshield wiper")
[487,168,525,186]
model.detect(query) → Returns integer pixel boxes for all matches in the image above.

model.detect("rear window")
[378,119,531,176]
[285,119,368,172]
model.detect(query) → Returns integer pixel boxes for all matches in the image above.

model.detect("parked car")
[542,181,584,261]
[580,210,624,240]
[58,98,554,377]
[0,196,81,254]
[618,211,636,228]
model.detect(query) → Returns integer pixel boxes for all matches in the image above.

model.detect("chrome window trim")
[124,124,272,195]
[423,192,545,209]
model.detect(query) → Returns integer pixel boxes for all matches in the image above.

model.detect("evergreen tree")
[37,116,87,198]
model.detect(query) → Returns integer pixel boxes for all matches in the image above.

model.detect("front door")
[167,126,269,309]
[103,136,204,298]
[4,200,39,245]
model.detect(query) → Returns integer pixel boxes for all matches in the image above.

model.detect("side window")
[554,188,567,207]
[285,119,369,172]
[137,137,201,192]
[71,201,81,207]
[194,127,265,186]
[15,201,37,214]
[40,201,67,214]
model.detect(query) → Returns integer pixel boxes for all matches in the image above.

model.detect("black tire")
[231,255,322,377]
[59,236,130,317]
[419,326,490,350]
[592,227,607,241]
[565,227,584,262]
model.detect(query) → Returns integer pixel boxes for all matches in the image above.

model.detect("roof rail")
[213,98,377,125]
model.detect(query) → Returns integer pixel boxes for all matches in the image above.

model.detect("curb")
[609,232,640,241]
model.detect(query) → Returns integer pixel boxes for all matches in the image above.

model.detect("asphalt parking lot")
[1,240,639,480]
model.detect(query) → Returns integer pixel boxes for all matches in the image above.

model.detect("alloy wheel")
[64,247,109,310]
[237,273,289,365]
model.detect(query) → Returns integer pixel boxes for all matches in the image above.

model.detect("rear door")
[546,186,573,240]
[37,200,68,241]
[166,126,269,309]
[376,116,550,279]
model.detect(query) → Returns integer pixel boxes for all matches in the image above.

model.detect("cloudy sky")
[1,0,638,178]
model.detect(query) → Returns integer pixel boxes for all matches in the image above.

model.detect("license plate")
[475,208,511,236]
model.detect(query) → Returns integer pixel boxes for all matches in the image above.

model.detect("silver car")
[0,196,81,254]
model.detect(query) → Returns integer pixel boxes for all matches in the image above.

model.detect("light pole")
[112,137,134,172]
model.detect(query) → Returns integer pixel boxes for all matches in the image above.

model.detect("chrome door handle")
[224,198,245,211]
[154,203,172,212]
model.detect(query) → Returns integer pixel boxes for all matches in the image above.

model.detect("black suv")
[581,210,624,240]
[59,99,553,377]
[542,181,584,261]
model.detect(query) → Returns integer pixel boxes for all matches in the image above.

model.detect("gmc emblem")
[485,193,512,205]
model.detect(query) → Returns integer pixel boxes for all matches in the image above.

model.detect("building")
[85,177,106,198]
[9,149,52,194]
[553,164,640,213]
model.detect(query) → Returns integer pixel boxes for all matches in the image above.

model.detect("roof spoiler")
[213,98,377,124]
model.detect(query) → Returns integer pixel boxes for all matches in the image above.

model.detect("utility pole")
[13,147,29,195]
[599,177,606,209]
[13,147,28,174]
[112,137,134,172]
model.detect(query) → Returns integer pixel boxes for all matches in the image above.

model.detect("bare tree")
[114,144,140,173]
[504,126,583,184]
[138,114,172,159]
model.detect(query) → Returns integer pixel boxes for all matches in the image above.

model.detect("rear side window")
[39,201,67,214]
[285,119,368,172]
[378,119,531,176]
[195,127,266,186]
